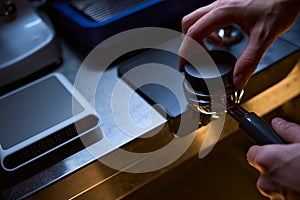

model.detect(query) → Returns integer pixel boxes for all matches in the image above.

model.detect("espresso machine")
[0,0,61,88]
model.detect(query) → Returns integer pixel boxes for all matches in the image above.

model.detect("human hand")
[178,0,300,89]
[247,118,300,199]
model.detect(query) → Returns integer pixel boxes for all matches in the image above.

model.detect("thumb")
[272,118,300,143]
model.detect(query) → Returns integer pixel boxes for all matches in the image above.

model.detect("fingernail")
[272,117,285,126]
[246,145,260,166]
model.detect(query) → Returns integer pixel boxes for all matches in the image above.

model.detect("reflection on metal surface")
[25,18,42,28]
[217,25,244,46]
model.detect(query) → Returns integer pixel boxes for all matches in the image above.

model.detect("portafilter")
[183,50,285,145]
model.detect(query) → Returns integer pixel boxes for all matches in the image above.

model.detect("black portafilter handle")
[227,101,286,145]
[183,50,286,145]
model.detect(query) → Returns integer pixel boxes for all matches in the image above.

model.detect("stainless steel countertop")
[0,36,167,199]
[29,61,300,200]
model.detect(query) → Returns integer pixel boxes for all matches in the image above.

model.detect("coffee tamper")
[183,50,285,145]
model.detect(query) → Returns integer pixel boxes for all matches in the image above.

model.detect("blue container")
[53,0,213,49]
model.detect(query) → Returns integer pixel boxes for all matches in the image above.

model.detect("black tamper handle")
[240,112,286,145]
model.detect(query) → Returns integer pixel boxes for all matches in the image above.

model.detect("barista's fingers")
[178,37,208,71]
[246,145,286,174]
[272,118,300,143]
[256,175,283,198]
[233,33,267,89]
[257,175,300,200]
[181,2,218,34]
[248,144,300,195]
[179,8,235,71]
[206,32,223,46]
